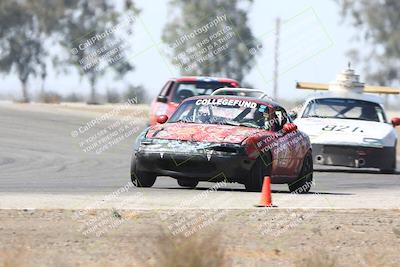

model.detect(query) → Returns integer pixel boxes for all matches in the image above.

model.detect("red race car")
[132,88,313,193]
[149,76,239,126]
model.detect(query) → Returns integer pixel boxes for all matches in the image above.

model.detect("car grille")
[323,145,378,156]
[156,158,216,173]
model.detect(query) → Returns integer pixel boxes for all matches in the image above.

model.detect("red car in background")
[149,76,239,126]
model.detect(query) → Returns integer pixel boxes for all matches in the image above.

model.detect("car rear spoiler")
[296,82,400,94]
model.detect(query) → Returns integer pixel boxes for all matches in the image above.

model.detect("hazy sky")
[2,0,361,101]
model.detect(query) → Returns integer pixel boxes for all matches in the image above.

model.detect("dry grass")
[57,103,150,118]
[1,240,397,267]
[0,231,224,267]
[0,246,30,267]
[293,249,400,267]
[294,250,337,267]
[147,230,225,267]
[355,251,399,267]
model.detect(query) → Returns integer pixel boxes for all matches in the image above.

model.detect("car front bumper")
[134,143,254,182]
[311,144,396,169]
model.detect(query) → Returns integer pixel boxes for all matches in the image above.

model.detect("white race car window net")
[302,98,387,123]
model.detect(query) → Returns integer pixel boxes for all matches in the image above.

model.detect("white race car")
[294,66,400,173]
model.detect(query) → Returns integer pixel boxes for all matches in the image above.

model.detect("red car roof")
[173,76,239,84]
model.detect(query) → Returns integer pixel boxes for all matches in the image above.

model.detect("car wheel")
[177,179,199,188]
[380,169,396,174]
[245,153,272,192]
[288,150,313,194]
[380,167,396,174]
[380,148,396,174]
[130,152,156,187]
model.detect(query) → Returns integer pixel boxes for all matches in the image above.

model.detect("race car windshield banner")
[195,98,258,108]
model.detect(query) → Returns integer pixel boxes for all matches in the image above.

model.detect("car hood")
[294,117,396,146]
[146,123,264,144]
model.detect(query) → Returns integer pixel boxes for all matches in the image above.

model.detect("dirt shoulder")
[2,102,150,121]
[1,209,399,267]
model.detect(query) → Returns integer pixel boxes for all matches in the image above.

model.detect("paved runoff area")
[1,103,400,267]
[0,102,399,210]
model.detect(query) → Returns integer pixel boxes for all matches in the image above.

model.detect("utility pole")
[273,17,280,101]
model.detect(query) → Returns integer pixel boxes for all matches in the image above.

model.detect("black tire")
[380,148,396,174]
[244,153,272,192]
[130,152,156,187]
[380,168,396,174]
[177,179,199,188]
[288,150,313,194]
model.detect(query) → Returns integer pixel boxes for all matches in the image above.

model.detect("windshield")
[172,81,236,103]
[302,98,387,122]
[169,98,272,129]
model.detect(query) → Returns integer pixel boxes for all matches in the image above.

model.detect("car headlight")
[205,144,243,154]
[134,130,149,150]
[363,138,383,146]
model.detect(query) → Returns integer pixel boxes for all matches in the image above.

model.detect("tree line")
[0,0,259,103]
[0,0,139,103]
[0,0,399,103]
[340,0,400,86]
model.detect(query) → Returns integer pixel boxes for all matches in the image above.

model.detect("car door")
[273,107,301,177]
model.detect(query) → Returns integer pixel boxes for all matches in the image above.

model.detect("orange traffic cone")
[255,176,276,207]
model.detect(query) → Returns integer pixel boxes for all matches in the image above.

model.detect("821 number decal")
[321,125,363,133]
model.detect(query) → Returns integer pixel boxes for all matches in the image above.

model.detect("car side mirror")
[283,123,297,133]
[288,111,298,120]
[157,95,168,103]
[391,117,400,127]
[156,115,168,124]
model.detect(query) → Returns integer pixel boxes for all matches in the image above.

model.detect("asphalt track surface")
[1,103,399,209]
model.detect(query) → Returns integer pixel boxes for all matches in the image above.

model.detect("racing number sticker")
[321,125,363,133]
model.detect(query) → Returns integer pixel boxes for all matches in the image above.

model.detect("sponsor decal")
[195,98,257,108]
